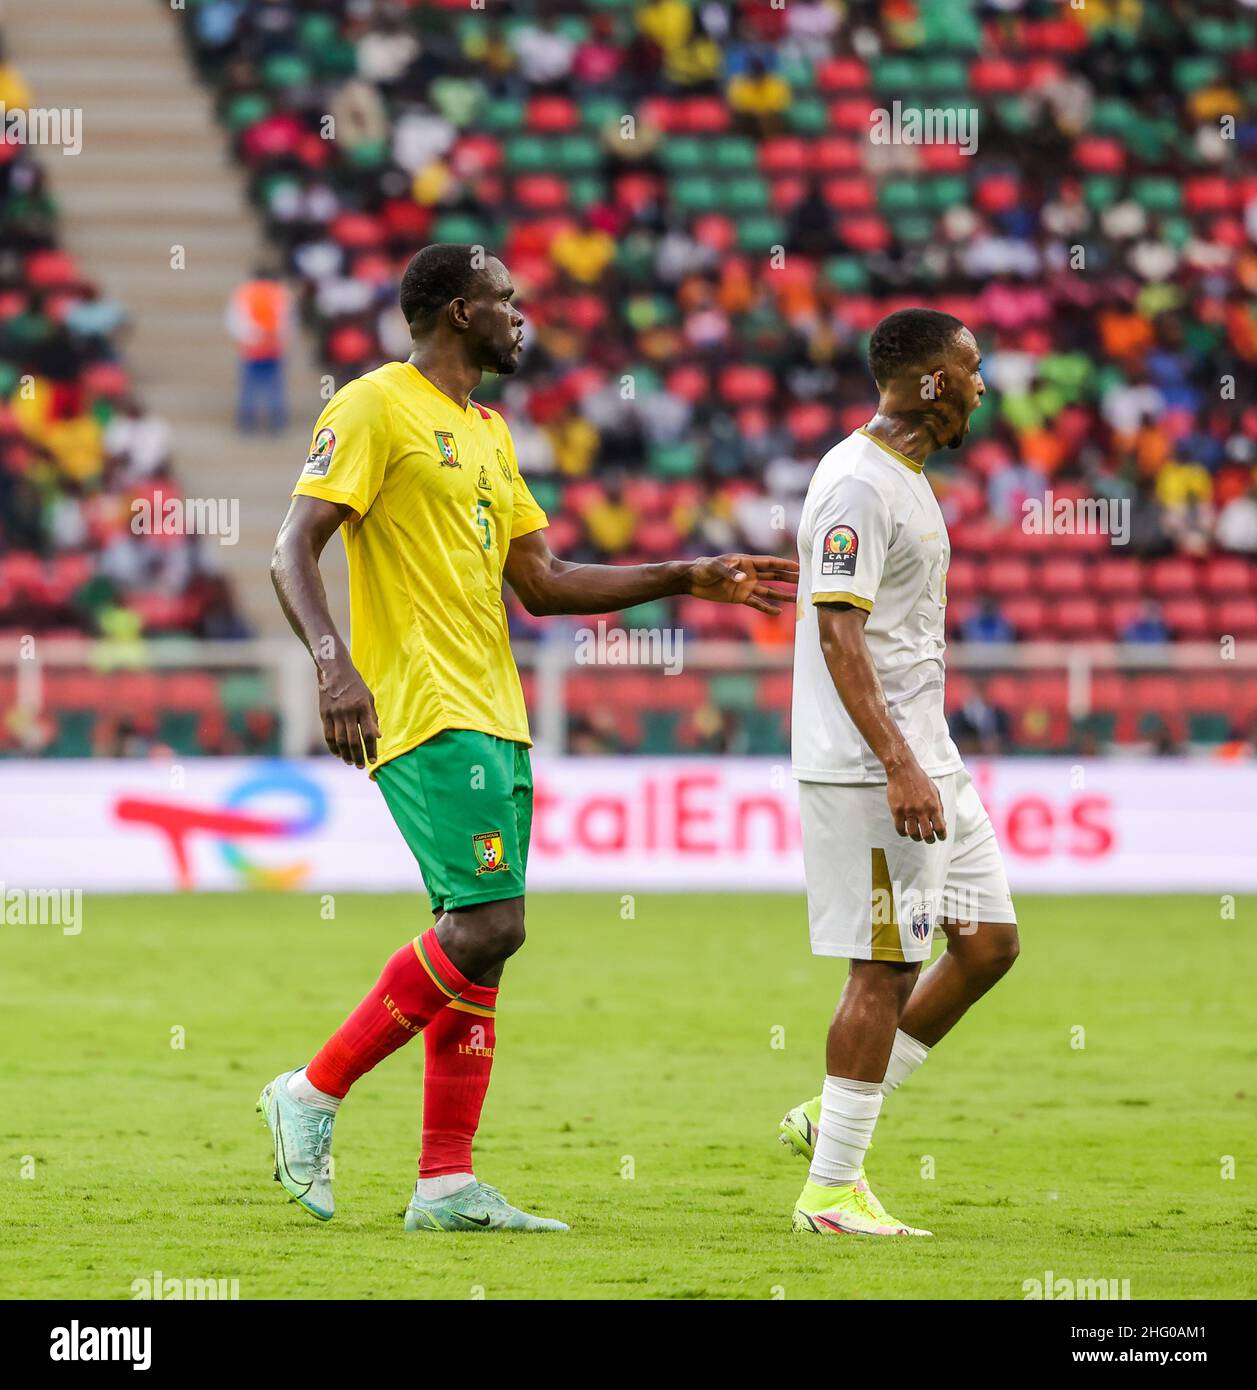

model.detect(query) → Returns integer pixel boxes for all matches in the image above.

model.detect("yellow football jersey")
[292,361,548,769]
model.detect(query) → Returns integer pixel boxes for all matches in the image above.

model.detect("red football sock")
[306,928,472,1099]
[419,981,498,1178]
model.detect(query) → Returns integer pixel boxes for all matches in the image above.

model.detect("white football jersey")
[791,427,963,785]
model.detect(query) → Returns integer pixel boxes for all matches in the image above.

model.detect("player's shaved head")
[400,244,499,332]
[867,308,966,388]
[401,244,524,378]
[865,308,984,453]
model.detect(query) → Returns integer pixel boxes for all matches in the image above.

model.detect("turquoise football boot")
[404,1179,569,1233]
[257,1070,335,1221]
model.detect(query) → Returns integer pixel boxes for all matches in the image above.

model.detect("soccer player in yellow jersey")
[259,244,797,1231]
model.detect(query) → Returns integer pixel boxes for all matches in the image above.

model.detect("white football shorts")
[799,766,1017,963]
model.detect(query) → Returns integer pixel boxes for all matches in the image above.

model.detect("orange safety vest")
[232,280,288,360]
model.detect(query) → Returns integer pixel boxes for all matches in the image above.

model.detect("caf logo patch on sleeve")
[304,428,336,476]
[820,524,858,577]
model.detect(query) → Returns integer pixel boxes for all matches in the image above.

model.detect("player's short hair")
[399,244,493,330]
[868,308,966,387]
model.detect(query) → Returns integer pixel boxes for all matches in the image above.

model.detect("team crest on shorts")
[909,904,932,941]
[434,430,460,467]
[821,524,858,577]
[304,428,335,476]
[473,830,509,875]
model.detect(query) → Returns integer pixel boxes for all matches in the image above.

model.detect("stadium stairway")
[5,0,349,637]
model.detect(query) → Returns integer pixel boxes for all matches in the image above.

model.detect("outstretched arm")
[503,527,798,617]
[272,494,380,767]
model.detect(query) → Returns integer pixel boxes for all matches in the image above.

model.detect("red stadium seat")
[1160,597,1212,639]
[759,137,808,174]
[514,175,569,211]
[814,58,868,92]
[812,136,861,172]
[946,555,980,598]
[1040,557,1088,595]
[985,557,1034,596]
[1215,598,1257,639]
[1146,557,1200,597]
[1002,596,1047,637]
[1203,556,1254,596]
[717,364,775,406]
[1092,557,1144,596]
[1049,596,1104,637]
[526,96,578,133]
[821,176,874,211]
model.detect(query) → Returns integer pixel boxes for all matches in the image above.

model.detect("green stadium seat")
[712,137,759,172]
[880,179,926,215]
[710,674,759,711]
[524,478,560,515]
[660,137,707,173]
[871,58,922,91]
[823,257,871,293]
[219,672,269,713]
[777,54,815,90]
[639,710,682,754]
[735,215,786,251]
[434,215,494,244]
[49,711,95,758]
[224,93,270,131]
[568,176,605,209]
[1173,57,1222,92]
[928,176,969,210]
[480,99,526,133]
[1188,713,1231,744]
[1132,178,1180,212]
[672,177,720,214]
[1084,176,1121,211]
[582,96,624,131]
[740,709,788,755]
[920,58,970,91]
[262,54,312,90]
[157,712,202,757]
[505,135,553,172]
[648,442,700,479]
[724,176,771,212]
[556,135,601,172]
[894,214,937,243]
[785,98,828,134]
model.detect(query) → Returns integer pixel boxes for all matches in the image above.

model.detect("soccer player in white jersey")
[781,309,1020,1236]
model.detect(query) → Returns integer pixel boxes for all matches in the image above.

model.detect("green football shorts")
[375,729,533,913]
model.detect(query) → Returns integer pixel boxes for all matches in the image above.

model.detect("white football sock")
[417,1173,475,1200]
[808,1075,883,1186]
[881,1029,931,1097]
[287,1066,341,1114]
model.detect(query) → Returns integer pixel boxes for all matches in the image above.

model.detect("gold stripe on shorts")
[870,848,906,962]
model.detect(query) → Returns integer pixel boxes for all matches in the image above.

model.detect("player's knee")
[949,922,1018,981]
[977,924,1019,980]
[478,897,526,960]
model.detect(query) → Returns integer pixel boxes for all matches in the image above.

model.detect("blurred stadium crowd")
[3,0,1257,758]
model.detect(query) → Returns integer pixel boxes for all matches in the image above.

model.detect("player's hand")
[886,761,947,843]
[688,554,800,615]
[317,659,380,768]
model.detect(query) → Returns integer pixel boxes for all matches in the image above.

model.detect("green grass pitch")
[2,892,1255,1300]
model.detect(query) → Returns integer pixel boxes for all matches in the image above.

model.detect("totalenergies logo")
[115,763,328,890]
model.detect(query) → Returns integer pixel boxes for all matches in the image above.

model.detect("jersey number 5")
[474,498,492,551]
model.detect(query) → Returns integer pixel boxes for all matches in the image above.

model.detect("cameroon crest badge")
[473,830,509,875]
[434,430,460,467]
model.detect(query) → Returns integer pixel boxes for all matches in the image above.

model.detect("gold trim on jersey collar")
[859,426,925,474]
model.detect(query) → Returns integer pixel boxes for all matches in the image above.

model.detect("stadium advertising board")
[1,757,1253,894]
